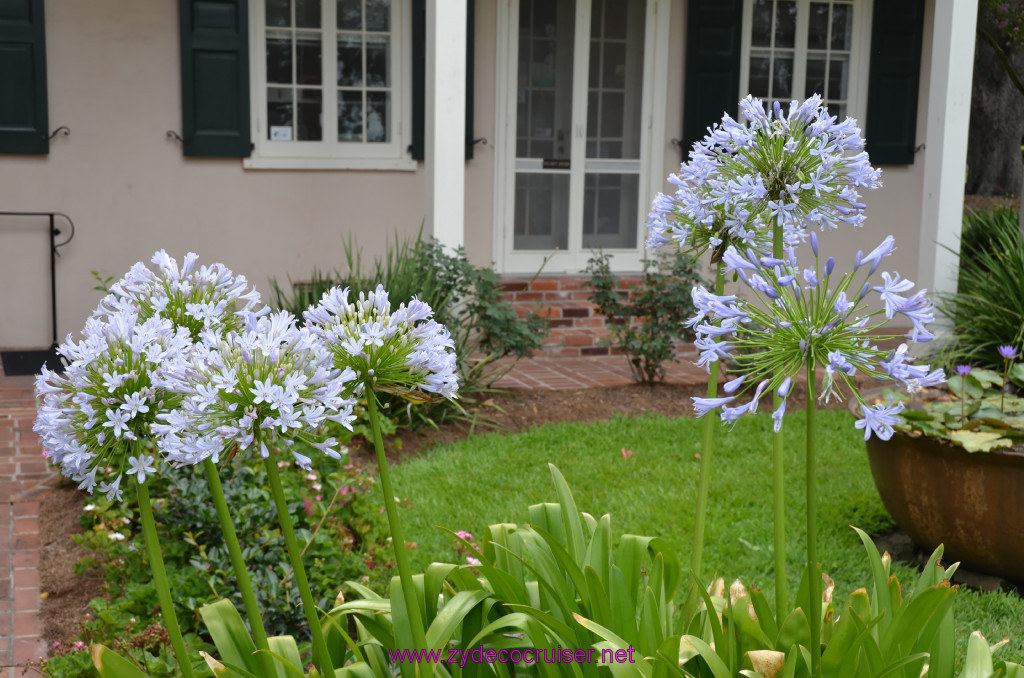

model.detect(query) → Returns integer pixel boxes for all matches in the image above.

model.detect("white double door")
[496,0,668,274]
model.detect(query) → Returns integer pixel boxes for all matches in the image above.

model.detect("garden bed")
[37,378,1024,664]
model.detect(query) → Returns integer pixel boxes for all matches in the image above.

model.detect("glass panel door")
[582,0,644,249]
[510,0,646,256]
[513,0,575,251]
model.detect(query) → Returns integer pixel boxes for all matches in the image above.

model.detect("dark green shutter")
[865,0,925,165]
[180,0,251,157]
[410,0,475,161]
[682,0,743,155]
[0,0,48,155]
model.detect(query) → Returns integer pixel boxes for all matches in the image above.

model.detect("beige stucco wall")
[0,0,938,348]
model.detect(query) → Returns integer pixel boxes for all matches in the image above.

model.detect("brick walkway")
[0,350,710,676]
[1,375,54,678]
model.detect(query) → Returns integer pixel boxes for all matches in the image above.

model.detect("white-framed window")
[245,0,416,170]
[493,0,671,274]
[740,0,871,121]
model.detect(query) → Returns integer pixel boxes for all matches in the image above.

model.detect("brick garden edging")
[1,376,56,678]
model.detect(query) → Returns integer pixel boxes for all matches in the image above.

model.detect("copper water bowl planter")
[864,430,1024,581]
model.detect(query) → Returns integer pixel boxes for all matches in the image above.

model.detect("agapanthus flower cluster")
[33,310,193,500]
[154,310,357,470]
[92,250,262,338]
[303,285,459,400]
[646,94,883,257]
[688,231,945,439]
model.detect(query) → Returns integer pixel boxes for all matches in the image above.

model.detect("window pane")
[513,173,570,250]
[772,55,793,98]
[297,35,322,85]
[267,87,293,138]
[599,141,621,158]
[530,39,555,86]
[337,0,361,29]
[338,90,363,140]
[366,34,390,87]
[266,33,293,84]
[602,41,626,88]
[297,89,322,140]
[808,3,829,50]
[530,90,554,134]
[582,173,638,248]
[296,0,320,28]
[366,91,390,142]
[829,103,846,119]
[831,4,851,51]
[337,34,363,86]
[805,58,826,97]
[600,92,624,137]
[751,0,771,47]
[749,55,770,97]
[603,0,628,40]
[532,0,557,37]
[774,1,796,48]
[588,41,600,87]
[366,0,389,31]
[587,0,644,159]
[267,0,290,27]
[828,56,848,100]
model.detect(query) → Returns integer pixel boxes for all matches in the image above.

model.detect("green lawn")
[391,410,1024,663]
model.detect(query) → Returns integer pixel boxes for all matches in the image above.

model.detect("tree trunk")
[966,7,1024,196]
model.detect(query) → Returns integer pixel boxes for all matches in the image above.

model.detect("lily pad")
[948,430,1014,453]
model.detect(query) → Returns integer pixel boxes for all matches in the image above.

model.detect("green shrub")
[935,207,1024,370]
[584,250,703,383]
[271,233,549,427]
[41,453,389,677]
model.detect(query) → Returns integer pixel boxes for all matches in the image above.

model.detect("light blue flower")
[855,398,905,441]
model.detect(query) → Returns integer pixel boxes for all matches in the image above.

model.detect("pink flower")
[305,473,317,481]
[315,494,322,501]
[277,461,290,468]
[340,485,352,495]
[312,482,322,491]
[455,530,474,541]
[74,641,86,651]
[466,556,481,566]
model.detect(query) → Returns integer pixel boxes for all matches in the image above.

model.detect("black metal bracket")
[166,130,184,144]
[45,126,71,141]
[472,137,487,146]
[670,138,684,148]
[914,144,926,154]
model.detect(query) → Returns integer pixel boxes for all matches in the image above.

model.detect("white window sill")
[243,156,419,171]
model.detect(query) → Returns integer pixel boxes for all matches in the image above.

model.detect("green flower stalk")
[34,307,199,675]
[305,284,459,676]
[158,309,358,677]
[648,95,882,622]
[683,261,726,624]
[689,232,944,678]
[135,471,197,678]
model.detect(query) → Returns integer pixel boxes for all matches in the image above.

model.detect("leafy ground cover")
[394,410,1024,664]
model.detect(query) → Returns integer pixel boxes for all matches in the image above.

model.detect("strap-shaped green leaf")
[90,644,150,678]
[424,590,491,649]
[199,599,260,676]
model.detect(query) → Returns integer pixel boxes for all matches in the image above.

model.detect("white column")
[424,0,467,251]
[917,0,977,305]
